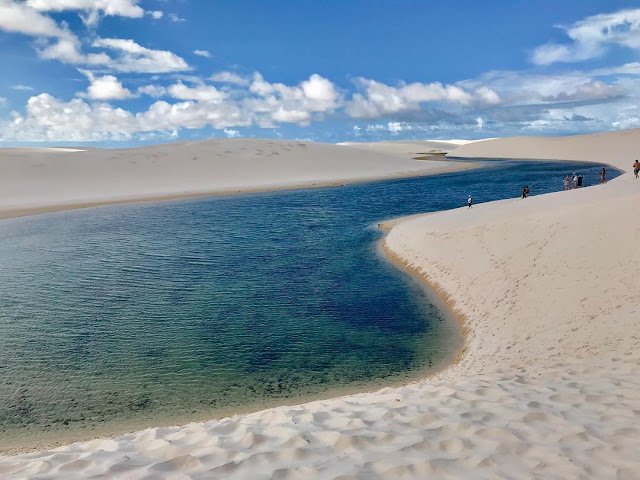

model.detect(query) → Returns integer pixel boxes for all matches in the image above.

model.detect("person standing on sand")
[634,160,640,179]
[521,186,529,199]
[599,167,606,184]
[467,195,473,208]
[564,175,571,190]
[572,173,579,189]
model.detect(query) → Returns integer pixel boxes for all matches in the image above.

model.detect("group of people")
[564,173,583,190]
[467,161,640,209]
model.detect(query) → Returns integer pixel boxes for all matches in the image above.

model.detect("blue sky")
[1,0,640,145]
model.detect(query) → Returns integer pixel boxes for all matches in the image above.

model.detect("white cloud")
[138,99,250,131]
[532,8,640,65]
[0,72,342,141]
[364,121,413,134]
[301,74,338,105]
[0,0,70,38]
[540,80,623,103]
[210,71,249,86]
[92,37,189,73]
[460,69,626,108]
[590,62,640,76]
[387,121,403,134]
[137,84,166,97]
[475,86,501,105]
[193,49,212,58]
[345,78,499,119]
[0,2,187,72]
[11,84,35,91]
[25,0,144,26]
[223,128,240,138]
[80,70,131,100]
[148,10,163,20]
[168,13,185,23]
[1,93,137,142]
[532,44,573,66]
[246,72,340,126]
[476,117,484,129]
[167,82,226,102]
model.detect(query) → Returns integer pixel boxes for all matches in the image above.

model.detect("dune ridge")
[0,139,474,220]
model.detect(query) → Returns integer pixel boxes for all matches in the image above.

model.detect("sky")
[1,0,640,146]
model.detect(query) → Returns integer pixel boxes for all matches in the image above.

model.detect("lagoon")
[0,160,616,450]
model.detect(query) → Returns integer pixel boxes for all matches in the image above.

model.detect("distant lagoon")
[0,160,618,450]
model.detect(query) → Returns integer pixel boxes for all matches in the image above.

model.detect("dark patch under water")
[0,160,617,446]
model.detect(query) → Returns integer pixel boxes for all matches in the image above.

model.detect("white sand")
[1,131,640,478]
[0,138,474,219]
[449,129,637,171]
[428,138,499,145]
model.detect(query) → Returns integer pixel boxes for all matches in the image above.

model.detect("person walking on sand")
[634,160,640,179]
[564,175,571,190]
[467,195,473,208]
[572,173,579,189]
[599,167,606,184]
[521,185,529,199]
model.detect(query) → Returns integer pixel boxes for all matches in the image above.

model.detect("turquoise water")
[0,161,617,448]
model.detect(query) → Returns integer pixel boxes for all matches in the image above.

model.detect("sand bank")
[0,138,476,220]
[449,129,637,171]
[1,130,639,478]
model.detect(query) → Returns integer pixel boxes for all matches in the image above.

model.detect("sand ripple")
[0,355,638,479]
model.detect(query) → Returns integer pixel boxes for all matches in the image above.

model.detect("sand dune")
[450,128,640,171]
[1,129,639,478]
[0,138,474,219]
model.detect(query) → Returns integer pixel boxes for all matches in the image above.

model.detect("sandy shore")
[1,130,639,478]
[0,138,476,220]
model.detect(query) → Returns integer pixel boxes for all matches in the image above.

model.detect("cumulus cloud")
[137,84,166,98]
[223,128,240,138]
[0,72,342,141]
[138,99,250,131]
[210,71,249,86]
[1,93,137,142]
[209,71,251,86]
[532,8,640,65]
[246,72,340,126]
[80,70,131,100]
[0,0,69,37]
[344,78,500,119]
[167,82,226,102]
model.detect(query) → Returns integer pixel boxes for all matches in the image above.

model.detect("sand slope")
[450,128,640,171]
[0,139,474,219]
[1,129,640,478]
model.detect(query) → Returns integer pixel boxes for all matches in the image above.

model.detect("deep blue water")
[0,160,617,446]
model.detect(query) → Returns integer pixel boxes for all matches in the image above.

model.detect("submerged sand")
[1,130,640,478]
